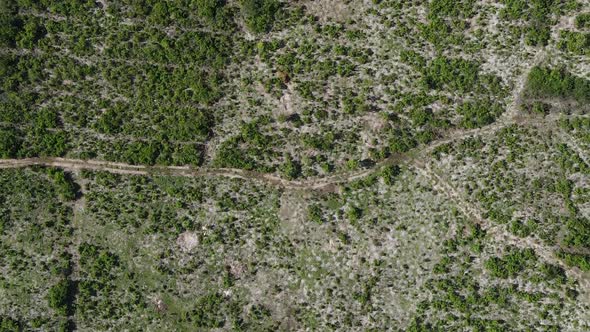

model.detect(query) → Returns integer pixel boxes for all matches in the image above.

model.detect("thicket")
[558,251,590,271]
[526,66,590,103]
[0,316,20,332]
[47,279,75,316]
[47,168,79,200]
[484,247,537,278]
[422,57,480,93]
[457,100,503,129]
[501,0,560,46]
[241,0,280,33]
[420,0,475,47]
[576,13,590,29]
[380,165,401,185]
[558,31,590,55]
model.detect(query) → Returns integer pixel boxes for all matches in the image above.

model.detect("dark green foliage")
[522,101,551,115]
[307,204,323,224]
[279,154,301,180]
[0,129,20,158]
[563,217,590,248]
[214,138,257,170]
[47,168,79,201]
[526,66,590,103]
[539,263,567,284]
[484,248,537,278]
[457,100,503,129]
[16,18,46,49]
[525,24,550,46]
[347,206,362,223]
[558,251,590,271]
[172,144,204,166]
[501,0,559,46]
[422,57,480,93]
[0,316,20,332]
[389,128,417,153]
[241,0,280,33]
[428,0,475,19]
[410,108,434,127]
[380,165,401,185]
[122,141,162,165]
[79,243,119,280]
[95,109,125,135]
[189,292,225,328]
[195,0,225,19]
[0,14,22,48]
[25,129,69,157]
[400,50,426,68]
[558,31,590,55]
[168,109,214,140]
[240,120,270,146]
[302,132,335,151]
[575,13,590,29]
[421,0,475,47]
[500,0,529,19]
[47,279,74,315]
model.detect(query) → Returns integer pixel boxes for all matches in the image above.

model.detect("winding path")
[0,46,565,194]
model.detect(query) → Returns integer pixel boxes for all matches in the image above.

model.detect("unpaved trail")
[0,47,566,194]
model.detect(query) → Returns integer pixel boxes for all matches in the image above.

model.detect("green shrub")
[558,251,590,271]
[0,316,20,332]
[189,293,225,328]
[47,168,79,201]
[241,0,280,33]
[47,279,74,315]
[280,154,301,180]
[347,206,362,223]
[308,204,323,224]
[0,128,20,158]
[380,165,401,185]
[526,66,590,103]
[485,248,536,278]
[457,100,502,129]
[558,31,590,55]
[0,14,22,47]
[575,13,590,29]
[422,56,480,93]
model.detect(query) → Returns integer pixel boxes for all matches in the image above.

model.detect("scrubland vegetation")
[1,0,590,330]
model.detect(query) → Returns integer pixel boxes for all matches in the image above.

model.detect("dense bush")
[189,292,225,328]
[0,316,20,332]
[380,165,401,185]
[558,31,590,55]
[457,100,502,129]
[47,279,74,315]
[484,248,536,278]
[307,204,323,224]
[241,0,280,33]
[526,66,590,103]
[575,13,590,29]
[422,57,480,93]
[0,13,22,48]
[279,154,301,180]
[47,168,79,201]
[0,129,20,158]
